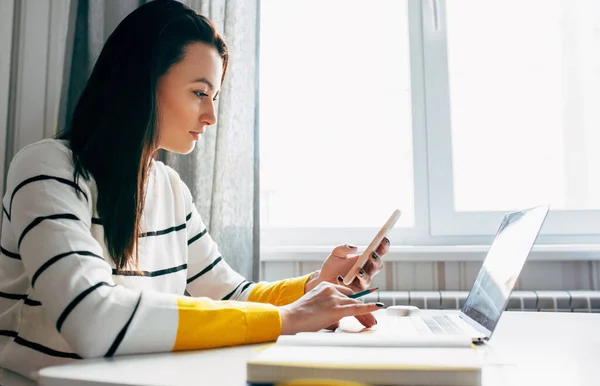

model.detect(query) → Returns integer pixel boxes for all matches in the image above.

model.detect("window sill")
[260,244,600,262]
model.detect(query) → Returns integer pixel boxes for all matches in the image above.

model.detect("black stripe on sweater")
[18,213,81,249]
[91,217,191,239]
[112,263,187,277]
[140,223,186,238]
[0,291,41,306]
[105,294,142,357]
[24,297,42,306]
[240,281,254,294]
[1,246,21,260]
[187,228,207,246]
[186,257,222,284]
[0,330,81,359]
[0,291,28,301]
[0,330,17,338]
[186,212,192,221]
[2,205,9,221]
[221,280,246,300]
[9,175,88,217]
[31,250,103,288]
[56,282,114,332]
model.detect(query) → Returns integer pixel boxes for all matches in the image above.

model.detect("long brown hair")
[58,0,228,271]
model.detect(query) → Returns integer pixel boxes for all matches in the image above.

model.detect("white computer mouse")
[386,305,419,317]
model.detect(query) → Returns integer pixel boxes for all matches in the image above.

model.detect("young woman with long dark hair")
[0,1,389,381]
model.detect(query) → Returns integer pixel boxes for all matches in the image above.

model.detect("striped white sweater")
[0,139,310,381]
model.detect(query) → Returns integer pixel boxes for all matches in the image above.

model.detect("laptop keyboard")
[427,315,462,335]
[386,315,466,336]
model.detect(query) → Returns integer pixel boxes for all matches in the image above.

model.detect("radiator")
[362,290,600,312]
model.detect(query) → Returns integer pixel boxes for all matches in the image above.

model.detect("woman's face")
[156,42,223,154]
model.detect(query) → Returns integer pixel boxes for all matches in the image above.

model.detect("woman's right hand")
[278,282,384,335]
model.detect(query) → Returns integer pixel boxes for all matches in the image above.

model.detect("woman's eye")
[193,91,209,99]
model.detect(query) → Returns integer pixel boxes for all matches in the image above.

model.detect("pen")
[348,287,378,299]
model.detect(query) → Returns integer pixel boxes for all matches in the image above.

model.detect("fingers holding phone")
[304,210,399,294]
[350,237,389,289]
[342,209,400,286]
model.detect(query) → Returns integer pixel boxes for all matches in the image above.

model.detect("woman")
[0,0,388,382]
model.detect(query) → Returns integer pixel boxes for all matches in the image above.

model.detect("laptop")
[382,204,550,344]
[277,205,550,348]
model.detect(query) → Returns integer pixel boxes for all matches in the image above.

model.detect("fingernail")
[375,302,384,308]
[371,251,379,260]
[346,244,357,249]
[359,268,365,276]
[384,237,390,245]
[337,275,344,282]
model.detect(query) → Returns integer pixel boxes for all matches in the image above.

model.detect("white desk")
[37,310,600,386]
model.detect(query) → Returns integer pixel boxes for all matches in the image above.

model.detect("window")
[428,0,600,237]
[259,0,600,249]
[259,0,414,246]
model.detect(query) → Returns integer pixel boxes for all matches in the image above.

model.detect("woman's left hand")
[306,237,390,293]
[304,237,390,329]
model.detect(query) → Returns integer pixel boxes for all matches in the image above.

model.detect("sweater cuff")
[173,297,281,350]
[248,272,314,306]
[244,302,281,343]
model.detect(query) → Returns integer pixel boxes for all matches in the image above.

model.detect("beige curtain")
[64,0,261,280]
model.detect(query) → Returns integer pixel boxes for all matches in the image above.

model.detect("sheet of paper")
[277,332,473,348]
[251,345,482,370]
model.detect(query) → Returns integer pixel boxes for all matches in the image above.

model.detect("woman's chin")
[164,142,196,155]
[180,142,196,155]
[157,137,198,155]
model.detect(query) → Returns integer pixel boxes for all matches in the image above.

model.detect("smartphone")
[342,209,401,285]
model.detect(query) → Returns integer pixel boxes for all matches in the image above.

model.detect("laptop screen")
[461,205,549,333]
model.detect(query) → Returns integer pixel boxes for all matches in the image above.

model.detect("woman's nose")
[201,102,217,126]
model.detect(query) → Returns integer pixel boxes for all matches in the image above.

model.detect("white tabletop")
[38,310,600,386]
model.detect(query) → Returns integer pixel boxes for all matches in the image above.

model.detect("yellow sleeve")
[247,272,314,306]
[173,297,281,351]
[173,273,314,351]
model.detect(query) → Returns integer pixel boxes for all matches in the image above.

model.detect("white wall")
[261,260,600,291]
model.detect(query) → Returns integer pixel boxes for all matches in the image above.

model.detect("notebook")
[246,344,482,386]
